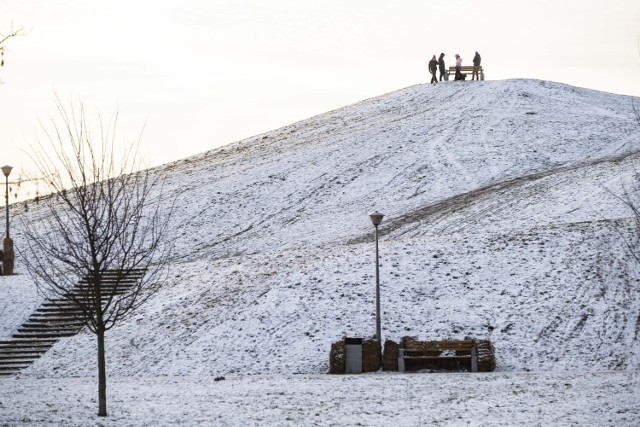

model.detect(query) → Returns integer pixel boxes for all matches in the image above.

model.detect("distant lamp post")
[2,165,12,238]
[369,211,384,346]
[2,165,13,275]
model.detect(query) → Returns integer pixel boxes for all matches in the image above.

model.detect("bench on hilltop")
[447,65,484,81]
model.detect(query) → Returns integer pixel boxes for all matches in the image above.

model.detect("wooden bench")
[398,339,478,372]
[447,65,484,81]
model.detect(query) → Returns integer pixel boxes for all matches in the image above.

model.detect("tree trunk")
[97,327,108,417]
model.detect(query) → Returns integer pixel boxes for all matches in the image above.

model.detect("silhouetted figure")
[428,55,438,84]
[438,53,446,81]
[472,51,481,80]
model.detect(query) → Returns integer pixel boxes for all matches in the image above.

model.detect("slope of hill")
[2,79,640,378]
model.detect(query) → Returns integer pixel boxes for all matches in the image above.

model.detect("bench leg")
[471,347,478,372]
[398,349,406,373]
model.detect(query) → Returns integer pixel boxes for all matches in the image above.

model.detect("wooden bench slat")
[448,66,483,71]
[404,344,475,351]
[404,356,471,360]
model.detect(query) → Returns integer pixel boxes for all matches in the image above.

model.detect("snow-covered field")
[2,79,640,424]
[1,372,639,426]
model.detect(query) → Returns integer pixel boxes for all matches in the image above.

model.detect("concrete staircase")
[0,269,146,376]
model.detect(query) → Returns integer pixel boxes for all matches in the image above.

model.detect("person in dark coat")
[472,51,481,80]
[438,53,446,81]
[428,55,438,84]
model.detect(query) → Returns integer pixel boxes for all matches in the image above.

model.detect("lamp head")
[368,211,384,227]
[1,165,12,178]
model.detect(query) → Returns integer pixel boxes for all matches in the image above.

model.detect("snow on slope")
[157,78,639,259]
[2,79,640,377]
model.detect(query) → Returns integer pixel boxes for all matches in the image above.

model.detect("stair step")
[12,332,75,339]
[30,312,82,319]
[0,338,58,349]
[78,285,137,288]
[21,320,83,326]
[30,312,80,317]
[17,328,82,335]
[36,304,83,309]
[65,295,131,301]
[74,280,138,289]
[19,323,82,330]
[40,302,79,308]
[0,362,32,369]
[0,353,43,359]
[26,318,84,326]
[75,289,135,294]
[0,343,50,354]
[13,332,76,339]
[23,325,84,331]
[12,344,68,350]
[83,271,146,278]
[42,298,78,304]
[35,310,81,315]
[27,317,85,327]
[0,356,39,362]
[0,358,43,364]
[0,348,50,355]
[0,345,56,351]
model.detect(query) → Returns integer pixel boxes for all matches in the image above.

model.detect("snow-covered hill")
[3,78,640,378]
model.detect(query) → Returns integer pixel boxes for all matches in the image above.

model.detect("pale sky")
[1,0,639,184]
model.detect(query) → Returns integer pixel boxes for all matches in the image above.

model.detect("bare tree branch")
[0,24,24,47]
[0,23,25,75]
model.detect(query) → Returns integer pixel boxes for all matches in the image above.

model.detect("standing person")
[428,55,438,84]
[472,51,482,80]
[454,54,463,80]
[438,53,446,81]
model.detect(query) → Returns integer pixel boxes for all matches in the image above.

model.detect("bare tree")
[19,98,174,417]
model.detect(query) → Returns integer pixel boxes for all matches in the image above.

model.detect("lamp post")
[2,165,13,275]
[369,211,384,346]
[2,165,12,238]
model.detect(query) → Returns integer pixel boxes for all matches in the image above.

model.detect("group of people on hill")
[428,51,481,83]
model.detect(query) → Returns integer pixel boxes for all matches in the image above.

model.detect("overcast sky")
[1,0,639,182]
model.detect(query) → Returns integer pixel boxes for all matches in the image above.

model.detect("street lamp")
[2,165,12,238]
[2,165,13,276]
[369,211,384,346]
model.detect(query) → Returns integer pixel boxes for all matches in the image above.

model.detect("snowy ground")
[1,372,639,426]
[1,79,640,424]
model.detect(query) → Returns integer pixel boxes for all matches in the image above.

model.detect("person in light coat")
[454,54,463,81]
